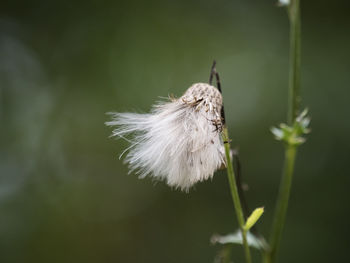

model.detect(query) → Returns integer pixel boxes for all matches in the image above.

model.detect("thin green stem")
[287,0,301,124]
[263,145,297,263]
[222,127,252,263]
[264,1,302,262]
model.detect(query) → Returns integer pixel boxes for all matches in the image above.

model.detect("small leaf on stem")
[271,109,311,146]
[277,0,290,7]
[244,207,264,231]
[211,230,267,250]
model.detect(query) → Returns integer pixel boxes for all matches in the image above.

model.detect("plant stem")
[222,127,252,263]
[263,145,297,263]
[264,1,301,262]
[287,0,301,125]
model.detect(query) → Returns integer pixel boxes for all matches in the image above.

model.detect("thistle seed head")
[182,83,222,112]
[106,83,225,191]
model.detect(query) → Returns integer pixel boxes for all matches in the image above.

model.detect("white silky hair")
[106,83,226,191]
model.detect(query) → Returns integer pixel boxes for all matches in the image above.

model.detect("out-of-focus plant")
[213,1,310,263]
[264,0,310,262]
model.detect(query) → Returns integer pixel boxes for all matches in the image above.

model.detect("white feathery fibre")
[106,83,225,191]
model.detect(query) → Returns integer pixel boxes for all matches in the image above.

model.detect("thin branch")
[210,61,252,263]
[264,0,302,262]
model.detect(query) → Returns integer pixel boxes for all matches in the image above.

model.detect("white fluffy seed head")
[106,83,225,191]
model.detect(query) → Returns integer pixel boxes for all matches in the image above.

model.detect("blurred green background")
[1,0,349,262]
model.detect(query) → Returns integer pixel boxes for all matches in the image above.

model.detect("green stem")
[263,145,297,263]
[222,127,252,263]
[264,1,302,262]
[287,0,301,125]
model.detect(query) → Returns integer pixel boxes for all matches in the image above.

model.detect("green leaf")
[211,230,267,250]
[244,207,264,231]
[271,108,311,146]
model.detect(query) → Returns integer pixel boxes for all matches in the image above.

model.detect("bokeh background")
[1,0,349,262]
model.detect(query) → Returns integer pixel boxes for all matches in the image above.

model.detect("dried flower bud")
[106,83,225,191]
